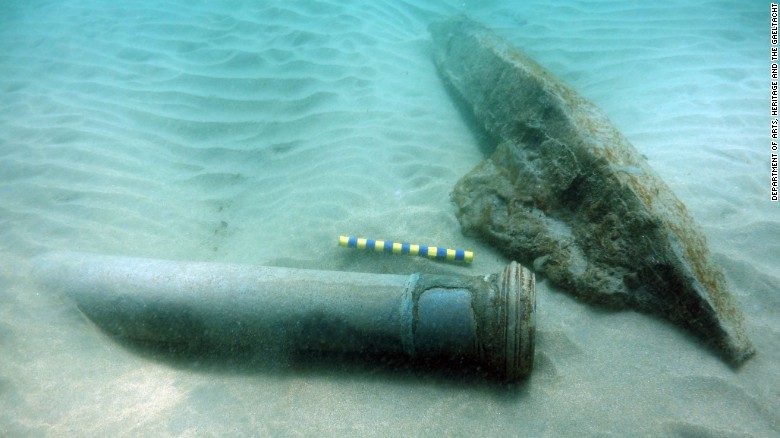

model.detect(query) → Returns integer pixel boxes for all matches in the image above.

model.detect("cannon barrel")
[33,252,535,380]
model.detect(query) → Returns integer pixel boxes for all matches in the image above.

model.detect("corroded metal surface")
[34,252,535,380]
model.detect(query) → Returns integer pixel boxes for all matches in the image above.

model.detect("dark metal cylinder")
[33,252,536,380]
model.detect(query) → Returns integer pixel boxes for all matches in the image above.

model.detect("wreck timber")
[430,16,754,365]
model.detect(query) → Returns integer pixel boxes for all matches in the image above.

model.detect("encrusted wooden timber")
[430,16,754,365]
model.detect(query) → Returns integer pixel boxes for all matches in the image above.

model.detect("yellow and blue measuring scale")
[339,236,473,263]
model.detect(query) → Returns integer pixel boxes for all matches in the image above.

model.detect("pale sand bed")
[0,0,777,435]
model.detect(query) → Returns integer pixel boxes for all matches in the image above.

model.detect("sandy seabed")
[0,0,777,436]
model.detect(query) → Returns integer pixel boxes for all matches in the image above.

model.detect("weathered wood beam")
[430,16,754,365]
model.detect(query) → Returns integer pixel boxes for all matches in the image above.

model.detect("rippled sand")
[0,0,776,436]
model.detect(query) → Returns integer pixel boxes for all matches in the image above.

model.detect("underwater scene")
[1,0,777,436]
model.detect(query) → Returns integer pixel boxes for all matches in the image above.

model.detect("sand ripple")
[0,0,477,262]
[0,0,774,436]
